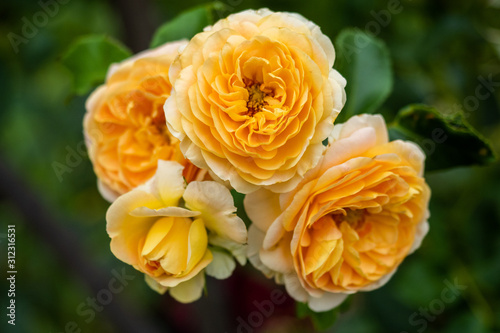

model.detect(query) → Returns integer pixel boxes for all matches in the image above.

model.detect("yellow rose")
[84,40,206,202]
[165,9,346,194]
[245,114,431,311]
[106,160,247,303]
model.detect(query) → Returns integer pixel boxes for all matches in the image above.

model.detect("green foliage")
[230,189,252,228]
[61,35,132,95]
[389,105,496,172]
[334,28,393,123]
[150,2,228,48]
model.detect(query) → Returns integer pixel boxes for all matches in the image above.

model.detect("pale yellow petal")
[106,188,163,265]
[247,225,276,279]
[183,181,247,244]
[142,217,174,257]
[145,275,167,295]
[130,206,200,218]
[185,218,209,273]
[150,160,186,206]
[244,188,281,232]
[205,248,236,280]
[308,292,349,312]
[209,234,247,266]
[169,271,205,303]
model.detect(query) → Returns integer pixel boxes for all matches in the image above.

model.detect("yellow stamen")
[245,82,268,116]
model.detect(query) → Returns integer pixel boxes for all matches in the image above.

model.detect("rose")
[245,114,431,311]
[84,40,206,202]
[165,8,346,194]
[106,160,247,303]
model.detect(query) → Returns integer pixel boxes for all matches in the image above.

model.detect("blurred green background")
[1,0,499,332]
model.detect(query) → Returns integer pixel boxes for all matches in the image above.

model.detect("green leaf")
[296,302,340,331]
[230,189,252,228]
[388,104,496,172]
[150,2,228,48]
[334,28,393,123]
[61,35,132,95]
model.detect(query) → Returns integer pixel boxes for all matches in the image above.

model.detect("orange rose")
[84,40,205,201]
[245,114,431,311]
[165,9,346,194]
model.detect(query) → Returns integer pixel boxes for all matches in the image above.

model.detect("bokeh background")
[1,0,499,332]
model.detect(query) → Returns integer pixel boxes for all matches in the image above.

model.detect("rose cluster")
[84,9,430,311]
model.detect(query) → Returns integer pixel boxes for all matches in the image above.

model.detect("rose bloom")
[84,40,205,202]
[107,160,247,303]
[165,9,346,194]
[245,114,431,311]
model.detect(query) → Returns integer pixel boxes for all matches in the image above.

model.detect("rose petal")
[183,181,247,244]
[205,248,237,279]
[169,271,206,303]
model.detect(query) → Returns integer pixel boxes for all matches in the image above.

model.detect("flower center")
[245,81,268,116]
[332,209,366,229]
[146,259,161,271]
[150,105,172,143]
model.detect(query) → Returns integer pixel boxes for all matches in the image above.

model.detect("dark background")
[0,0,499,332]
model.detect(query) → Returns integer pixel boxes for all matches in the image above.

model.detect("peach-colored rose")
[245,114,431,311]
[107,160,247,303]
[165,9,346,194]
[84,40,206,202]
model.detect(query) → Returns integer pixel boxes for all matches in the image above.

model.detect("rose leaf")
[150,2,229,48]
[61,34,132,95]
[334,28,393,123]
[388,104,497,172]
